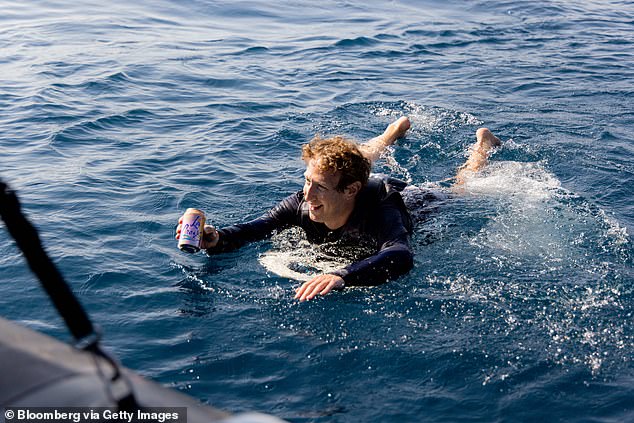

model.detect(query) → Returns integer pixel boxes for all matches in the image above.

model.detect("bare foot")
[361,116,411,163]
[475,128,501,151]
[453,128,502,186]
[384,116,411,143]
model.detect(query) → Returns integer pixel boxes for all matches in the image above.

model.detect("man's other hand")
[295,274,345,301]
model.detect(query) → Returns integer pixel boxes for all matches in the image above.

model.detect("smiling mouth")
[309,204,322,211]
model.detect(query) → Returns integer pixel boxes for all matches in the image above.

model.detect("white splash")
[258,229,351,281]
[461,160,561,200]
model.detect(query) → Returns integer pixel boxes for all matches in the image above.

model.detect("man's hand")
[176,216,220,249]
[294,274,345,301]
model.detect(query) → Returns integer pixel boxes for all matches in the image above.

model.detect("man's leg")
[454,128,501,185]
[360,116,411,164]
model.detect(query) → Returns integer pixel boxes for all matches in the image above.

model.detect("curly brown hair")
[301,135,371,191]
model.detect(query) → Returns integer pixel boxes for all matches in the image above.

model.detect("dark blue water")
[1,1,633,421]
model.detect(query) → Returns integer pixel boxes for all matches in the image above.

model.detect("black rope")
[0,181,95,340]
[0,180,138,409]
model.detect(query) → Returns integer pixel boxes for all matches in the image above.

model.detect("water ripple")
[1,1,633,421]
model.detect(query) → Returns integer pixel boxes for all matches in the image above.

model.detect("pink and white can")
[178,208,206,253]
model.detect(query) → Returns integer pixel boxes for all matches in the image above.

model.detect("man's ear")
[344,181,362,199]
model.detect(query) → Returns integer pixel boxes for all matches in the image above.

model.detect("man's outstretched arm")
[176,192,302,253]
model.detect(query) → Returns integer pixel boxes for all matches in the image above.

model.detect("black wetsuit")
[207,177,414,287]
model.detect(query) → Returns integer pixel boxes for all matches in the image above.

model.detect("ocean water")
[1,0,633,421]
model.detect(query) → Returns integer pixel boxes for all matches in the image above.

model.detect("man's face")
[303,159,351,228]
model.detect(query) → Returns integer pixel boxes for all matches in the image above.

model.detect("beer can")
[178,208,206,253]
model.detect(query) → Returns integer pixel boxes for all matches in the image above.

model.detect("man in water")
[176,117,501,301]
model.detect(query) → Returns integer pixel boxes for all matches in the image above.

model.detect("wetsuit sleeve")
[206,192,301,253]
[330,197,414,286]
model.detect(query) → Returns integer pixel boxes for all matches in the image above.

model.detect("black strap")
[0,180,138,409]
[0,181,96,340]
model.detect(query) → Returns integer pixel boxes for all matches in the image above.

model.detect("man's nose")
[304,182,316,199]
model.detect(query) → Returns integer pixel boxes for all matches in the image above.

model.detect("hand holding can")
[177,208,206,253]
[176,209,220,252]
